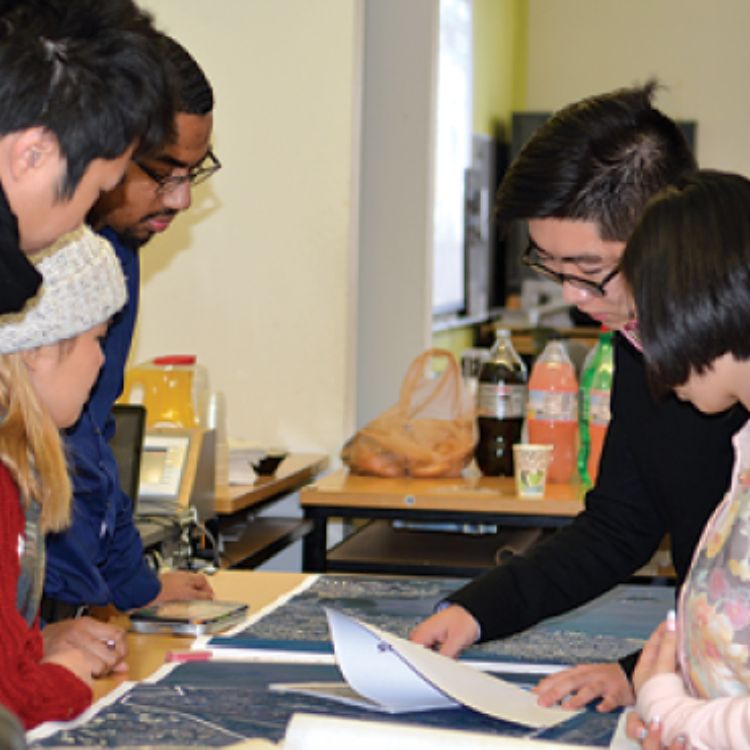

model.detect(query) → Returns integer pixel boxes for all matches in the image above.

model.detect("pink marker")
[165,650,213,663]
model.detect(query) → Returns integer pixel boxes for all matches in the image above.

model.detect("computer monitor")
[109,404,147,509]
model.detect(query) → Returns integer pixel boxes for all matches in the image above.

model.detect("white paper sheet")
[273,608,577,729]
[282,712,592,750]
[228,447,265,484]
[610,711,642,750]
[270,682,395,712]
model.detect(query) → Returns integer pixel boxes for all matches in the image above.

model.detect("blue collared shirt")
[44,227,161,611]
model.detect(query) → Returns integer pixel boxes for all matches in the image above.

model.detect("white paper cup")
[513,444,553,498]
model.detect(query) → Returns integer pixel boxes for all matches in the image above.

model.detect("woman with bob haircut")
[622,169,750,750]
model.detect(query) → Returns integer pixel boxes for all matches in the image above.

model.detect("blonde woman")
[0,226,126,728]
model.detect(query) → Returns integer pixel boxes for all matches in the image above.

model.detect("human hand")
[408,604,480,657]
[42,647,106,687]
[153,570,215,603]
[533,662,635,712]
[626,711,689,749]
[632,612,678,695]
[42,617,128,676]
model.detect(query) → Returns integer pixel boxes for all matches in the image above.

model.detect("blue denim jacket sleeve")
[44,228,160,610]
[44,425,160,609]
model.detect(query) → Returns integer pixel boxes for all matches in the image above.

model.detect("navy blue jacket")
[44,228,161,611]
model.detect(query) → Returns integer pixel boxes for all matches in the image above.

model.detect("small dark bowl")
[252,451,288,476]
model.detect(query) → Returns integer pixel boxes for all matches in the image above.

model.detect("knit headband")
[0,225,127,354]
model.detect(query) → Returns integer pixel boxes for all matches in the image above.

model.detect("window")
[431,0,473,315]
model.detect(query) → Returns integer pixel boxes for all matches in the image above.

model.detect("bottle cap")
[153,354,197,366]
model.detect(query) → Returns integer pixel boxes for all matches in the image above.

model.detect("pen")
[165,649,213,663]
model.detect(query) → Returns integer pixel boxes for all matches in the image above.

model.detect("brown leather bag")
[341,349,477,477]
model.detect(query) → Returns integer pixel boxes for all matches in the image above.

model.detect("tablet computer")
[129,599,249,635]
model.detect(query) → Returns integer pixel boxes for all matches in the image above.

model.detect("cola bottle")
[475,328,528,476]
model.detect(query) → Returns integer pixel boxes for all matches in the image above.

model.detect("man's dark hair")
[621,170,750,391]
[0,0,175,198]
[496,82,697,241]
[160,33,213,116]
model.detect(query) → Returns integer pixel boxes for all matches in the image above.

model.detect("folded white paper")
[272,608,577,729]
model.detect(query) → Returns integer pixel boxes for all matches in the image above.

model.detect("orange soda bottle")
[527,337,578,483]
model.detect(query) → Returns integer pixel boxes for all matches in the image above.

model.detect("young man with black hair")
[411,82,748,713]
[0,0,174,314]
[42,35,220,671]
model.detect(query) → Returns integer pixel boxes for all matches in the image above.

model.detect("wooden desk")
[214,454,329,515]
[92,569,306,701]
[211,453,329,569]
[300,470,583,575]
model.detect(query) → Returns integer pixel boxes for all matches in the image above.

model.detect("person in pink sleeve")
[0,226,127,728]
[621,170,750,750]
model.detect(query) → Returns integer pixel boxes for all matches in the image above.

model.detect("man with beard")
[41,34,220,647]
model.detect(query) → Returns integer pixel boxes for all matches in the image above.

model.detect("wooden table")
[210,453,329,569]
[300,470,584,576]
[214,454,329,515]
[92,570,306,701]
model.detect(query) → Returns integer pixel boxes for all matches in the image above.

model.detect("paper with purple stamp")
[271,608,577,729]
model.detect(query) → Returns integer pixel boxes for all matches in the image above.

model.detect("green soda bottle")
[577,342,598,487]
[587,329,614,485]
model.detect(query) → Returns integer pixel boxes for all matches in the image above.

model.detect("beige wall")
[526,0,750,175]
[355,0,438,426]
[135,1,361,456]
[131,1,750,459]
[473,0,527,137]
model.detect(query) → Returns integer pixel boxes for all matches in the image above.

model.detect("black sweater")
[0,182,41,314]
[449,334,748,672]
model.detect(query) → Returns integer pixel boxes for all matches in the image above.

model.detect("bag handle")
[398,348,463,415]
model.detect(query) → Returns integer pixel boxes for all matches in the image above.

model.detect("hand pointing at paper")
[408,604,481,657]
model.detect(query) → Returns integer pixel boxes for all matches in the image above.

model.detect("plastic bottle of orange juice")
[120,354,209,428]
[527,337,578,483]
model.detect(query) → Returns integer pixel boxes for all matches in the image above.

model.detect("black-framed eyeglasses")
[135,150,222,194]
[522,240,620,297]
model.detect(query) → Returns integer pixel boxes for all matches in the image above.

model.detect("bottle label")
[589,389,611,426]
[527,389,578,422]
[477,383,526,419]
